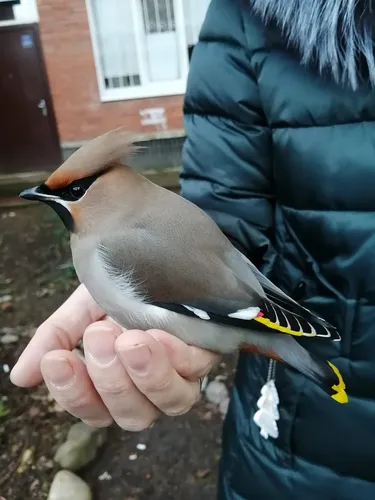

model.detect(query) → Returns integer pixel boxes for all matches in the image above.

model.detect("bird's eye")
[70,185,85,199]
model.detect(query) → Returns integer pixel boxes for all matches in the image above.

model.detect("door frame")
[0,22,62,170]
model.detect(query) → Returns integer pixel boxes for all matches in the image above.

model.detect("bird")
[19,127,348,404]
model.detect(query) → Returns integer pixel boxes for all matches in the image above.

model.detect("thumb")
[10,285,104,388]
[146,329,220,380]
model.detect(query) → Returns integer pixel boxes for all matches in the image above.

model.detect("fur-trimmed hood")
[250,0,375,90]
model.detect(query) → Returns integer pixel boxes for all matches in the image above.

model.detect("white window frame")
[85,0,190,102]
[0,0,39,27]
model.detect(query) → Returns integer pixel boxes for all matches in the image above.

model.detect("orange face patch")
[69,203,82,226]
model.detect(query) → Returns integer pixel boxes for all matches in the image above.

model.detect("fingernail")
[86,332,117,366]
[118,344,152,373]
[43,357,75,388]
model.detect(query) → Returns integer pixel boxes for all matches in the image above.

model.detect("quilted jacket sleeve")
[180,0,274,269]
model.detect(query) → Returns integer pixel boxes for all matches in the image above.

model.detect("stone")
[219,398,230,417]
[204,380,229,406]
[54,422,107,471]
[17,447,34,473]
[0,333,18,344]
[98,471,112,481]
[0,295,12,304]
[48,470,92,500]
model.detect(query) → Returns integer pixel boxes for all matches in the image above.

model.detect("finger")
[41,349,113,427]
[146,329,220,380]
[83,323,160,431]
[11,285,104,387]
[115,330,202,417]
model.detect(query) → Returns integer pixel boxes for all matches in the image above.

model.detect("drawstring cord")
[253,358,280,439]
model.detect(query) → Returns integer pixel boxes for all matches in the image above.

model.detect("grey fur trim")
[250,0,375,90]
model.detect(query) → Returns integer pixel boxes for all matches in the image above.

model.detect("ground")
[0,204,237,500]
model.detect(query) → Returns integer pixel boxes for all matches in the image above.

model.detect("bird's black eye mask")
[20,173,100,233]
[20,172,106,233]
[40,173,100,202]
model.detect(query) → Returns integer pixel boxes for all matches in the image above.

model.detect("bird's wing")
[229,251,341,340]
[97,230,265,316]
[98,226,340,341]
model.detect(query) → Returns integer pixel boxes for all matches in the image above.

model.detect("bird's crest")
[45,127,137,190]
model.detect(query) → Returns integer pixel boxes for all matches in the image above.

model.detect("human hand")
[10,284,220,430]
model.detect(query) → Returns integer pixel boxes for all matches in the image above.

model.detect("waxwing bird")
[20,128,348,404]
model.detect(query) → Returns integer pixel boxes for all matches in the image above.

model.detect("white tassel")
[253,360,279,439]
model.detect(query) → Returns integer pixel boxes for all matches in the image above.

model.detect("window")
[86,0,211,101]
[0,0,38,26]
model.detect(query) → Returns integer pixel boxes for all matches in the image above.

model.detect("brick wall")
[37,0,184,143]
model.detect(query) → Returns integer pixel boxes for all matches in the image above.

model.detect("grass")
[0,400,9,418]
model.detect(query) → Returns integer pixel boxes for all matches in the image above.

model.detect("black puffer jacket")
[180,0,375,498]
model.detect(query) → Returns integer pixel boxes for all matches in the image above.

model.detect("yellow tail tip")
[328,361,348,404]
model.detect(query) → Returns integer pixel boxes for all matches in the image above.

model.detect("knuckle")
[58,393,92,413]
[174,358,192,377]
[145,375,173,395]
[95,380,133,398]
[41,321,73,351]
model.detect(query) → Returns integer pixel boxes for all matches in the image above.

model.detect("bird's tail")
[304,355,348,403]
[248,335,349,404]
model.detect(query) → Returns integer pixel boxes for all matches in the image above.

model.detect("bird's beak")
[19,184,74,232]
[19,185,49,202]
